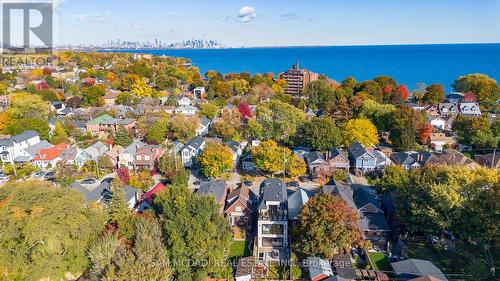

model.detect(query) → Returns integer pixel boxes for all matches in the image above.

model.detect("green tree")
[82,84,106,106]
[251,140,285,175]
[146,118,169,144]
[50,121,70,144]
[154,184,231,280]
[375,166,409,194]
[170,115,199,142]
[199,102,220,119]
[298,117,342,151]
[159,152,183,180]
[304,79,335,110]
[355,80,383,102]
[129,170,154,192]
[287,154,307,177]
[359,99,396,132]
[0,181,107,280]
[389,106,417,150]
[453,73,500,110]
[296,194,363,259]
[114,125,133,147]
[4,118,50,140]
[109,179,130,222]
[423,84,445,105]
[255,100,306,142]
[198,143,234,178]
[341,118,379,147]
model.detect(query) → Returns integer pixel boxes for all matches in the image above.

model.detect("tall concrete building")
[278,63,319,96]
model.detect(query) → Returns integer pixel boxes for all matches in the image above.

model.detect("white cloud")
[237,6,256,23]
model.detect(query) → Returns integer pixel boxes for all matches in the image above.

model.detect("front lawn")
[368,252,391,271]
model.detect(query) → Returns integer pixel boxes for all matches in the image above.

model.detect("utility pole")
[283,147,286,180]
[491,148,497,169]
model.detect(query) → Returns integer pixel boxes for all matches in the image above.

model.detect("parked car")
[44,172,55,179]
[33,171,46,178]
[101,177,113,184]
[81,178,96,185]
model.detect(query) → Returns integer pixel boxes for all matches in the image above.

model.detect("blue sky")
[37,0,500,46]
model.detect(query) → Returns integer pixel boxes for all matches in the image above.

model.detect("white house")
[196,116,212,136]
[118,140,146,170]
[0,131,41,164]
[32,143,68,169]
[193,87,206,99]
[180,136,206,167]
[460,102,482,116]
[429,116,446,130]
[177,96,192,106]
[175,105,198,116]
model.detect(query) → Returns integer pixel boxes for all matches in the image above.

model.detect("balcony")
[259,210,288,221]
[261,224,285,235]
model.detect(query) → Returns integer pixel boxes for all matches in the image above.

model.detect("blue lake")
[103,44,500,92]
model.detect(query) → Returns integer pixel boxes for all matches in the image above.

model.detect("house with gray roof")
[348,142,376,173]
[0,131,40,164]
[118,140,146,169]
[390,151,432,171]
[257,178,289,262]
[391,259,448,281]
[197,116,212,136]
[196,180,228,214]
[287,188,309,220]
[74,141,110,166]
[180,136,206,167]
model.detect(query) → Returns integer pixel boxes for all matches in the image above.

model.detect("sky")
[4,0,500,47]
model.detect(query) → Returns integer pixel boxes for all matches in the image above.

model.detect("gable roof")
[427,149,479,167]
[328,148,348,161]
[13,131,38,143]
[322,180,356,209]
[197,180,227,203]
[182,136,205,152]
[288,188,309,220]
[391,259,448,281]
[307,257,333,281]
[23,140,52,157]
[33,143,68,161]
[353,185,383,212]
[258,178,287,210]
[348,141,374,159]
[141,182,166,203]
[225,185,255,213]
[200,116,211,126]
[304,151,327,165]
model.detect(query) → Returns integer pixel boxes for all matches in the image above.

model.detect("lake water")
[104,44,500,92]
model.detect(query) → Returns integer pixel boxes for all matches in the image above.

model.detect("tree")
[287,154,307,177]
[87,217,173,281]
[129,170,154,192]
[154,184,231,280]
[114,125,133,147]
[230,78,251,95]
[3,117,50,140]
[198,143,234,178]
[170,115,199,142]
[355,81,383,103]
[54,163,79,187]
[341,118,379,147]
[109,179,130,221]
[116,167,130,184]
[0,181,107,280]
[146,118,169,144]
[213,108,241,141]
[159,152,183,180]
[375,166,409,194]
[389,106,417,150]
[251,140,285,175]
[423,84,445,105]
[296,194,363,259]
[116,91,139,106]
[238,102,253,119]
[131,79,158,98]
[453,73,499,110]
[82,84,106,106]
[245,118,263,140]
[298,118,342,151]
[199,102,220,119]
[359,99,395,132]
[50,121,70,145]
[396,84,410,100]
[255,100,306,142]
[305,79,336,110]
[452,115,497,148]
[8,92,50,119]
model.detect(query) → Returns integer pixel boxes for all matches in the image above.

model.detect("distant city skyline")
[9,0,500,47]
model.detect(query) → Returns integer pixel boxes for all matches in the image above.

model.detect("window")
[236,206,242,212]
[145,155,150,161]
[243,216,248,222]
[361,208,366,212]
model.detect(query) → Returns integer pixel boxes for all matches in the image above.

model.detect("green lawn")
[368,252,391,271]
[228,240,251,263]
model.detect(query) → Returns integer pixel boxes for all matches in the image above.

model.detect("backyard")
[228,240,251,264]
[368,252,391,271]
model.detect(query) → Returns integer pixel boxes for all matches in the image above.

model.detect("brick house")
[224,185,256,239]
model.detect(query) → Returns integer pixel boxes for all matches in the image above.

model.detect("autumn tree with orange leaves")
[295,193,363,259]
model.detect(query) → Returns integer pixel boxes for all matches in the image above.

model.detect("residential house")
[234,257,253,281]
[445,92,464,103]
[256,178,289,262]
[0,131,41,164]
[180,136,206,167]
[306,256,334,281]
[118,140,146,169]
[391,259,448,281]
[226,141,246,169]
[134,144,164,171]
[224,185,256,238]
[197,180,228,214]
[60,146,79,165]
[424,105,440,117]
[103,91,120,106]
[175,105,198,116]
[426,148,480,168]
[442,115,455,131]
[103,145,124,168]
[348,142,376,173]
[177,96,192,106]
[23,140,52,162]
[373,149,392,169]
[197,116,212,136]
[459,102,482,116]
[123,185,140,208]
[32,143,68,169]
[325,148,350,171]
[429,133,457,152]
[332,254,357,281]
[51,101,67,114]
[138,182,166,212]
[193,87,206,99]
[304,151,328,176]
[75,142,110,166]
[86,114,136,136]
[475,153,500,168]
[429,116,446,130]
[390,151,432,171]
[438,103,458,115]
[462,92,477,103]
[287,188,309,221]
